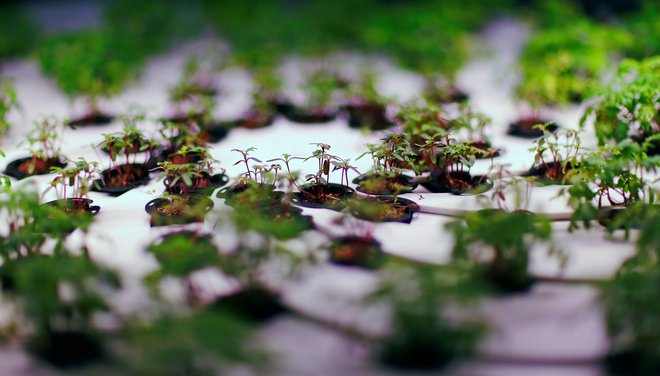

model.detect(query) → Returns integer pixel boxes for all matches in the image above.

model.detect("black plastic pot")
[422,171,493,195]
[145,195,214,226]
[43,198,101,216]
[233,110,277,130]
[292,183,355,210]
[349,196,419,224]
[507,119,559,138]
[353,173,418,196]
[525,161,576,185]
[211,287,287,322]
[28,330,104,369]
[282,107,339,124]
[198,123,231,143]
[68,113,114,128]
[329,236,384,269]
[92,163,151,196]
[164,173,229,196]
[4,156,67,180]
[344,102,392,130]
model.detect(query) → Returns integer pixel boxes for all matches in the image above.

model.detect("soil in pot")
[349,197,419,224]
[145,195,214,226]
[282,107,338,124]
[28,330,104,369]
[211,287,287,323]
[68,112,114,128]
[5,156,67,180]
[165,172,229,196]
[507,117,559,138]
[93,163,151,196]
[354,173,418,196]
[292,183,355,210]
[344,102,392,130]
[422,170,493,195]
[525,161,576,185]
[329,236,384,269]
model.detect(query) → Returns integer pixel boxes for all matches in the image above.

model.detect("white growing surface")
[0,14,637,376]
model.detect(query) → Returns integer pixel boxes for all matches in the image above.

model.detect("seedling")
[45,158,100,212]
[528,124,582,182]
[10,117,65,177]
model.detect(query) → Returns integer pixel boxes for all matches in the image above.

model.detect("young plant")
[45,158,100,211]
[157,158,220,196]
[582,57,659,148]
[417,137,491,193]
[16,117,64,176]
[564,140,658,231]
[396,101,450,148]
[528,124,582,182]
[485,165,533,212]
[449,104,499,157]
[356,133,417,195]
[445,210,558,292]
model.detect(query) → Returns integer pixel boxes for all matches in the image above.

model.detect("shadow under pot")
[282,106,339,124]
[92,164,151,196]
[211,287,288,323]
[68,112,114,128]
[524,161,576,185]
[145,195,214,227]
[422,170,493,195]
[216,183,283,207]
[43,198,101,216]
[349,196,419,224]
[344,102,392,130]
[328,236,384,269]
[4,156,67,180]
[292,183,355,211]
[164,172,229,196]
[507,118,559,138]
[353,173,418,196]
[28,330,104,369]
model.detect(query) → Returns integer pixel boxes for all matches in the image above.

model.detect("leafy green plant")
[582,57,659,146]
[0,4,38,60]
[0,79,19,141]
[37,29,139,118]
[622,0,660,59]
[369,261,486,369]
[563,140,658,231]
[16,117,64,175]
[445,210,557,292]
[157,158,219,196]
[517,19,631,106]
[603,204,660,375]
